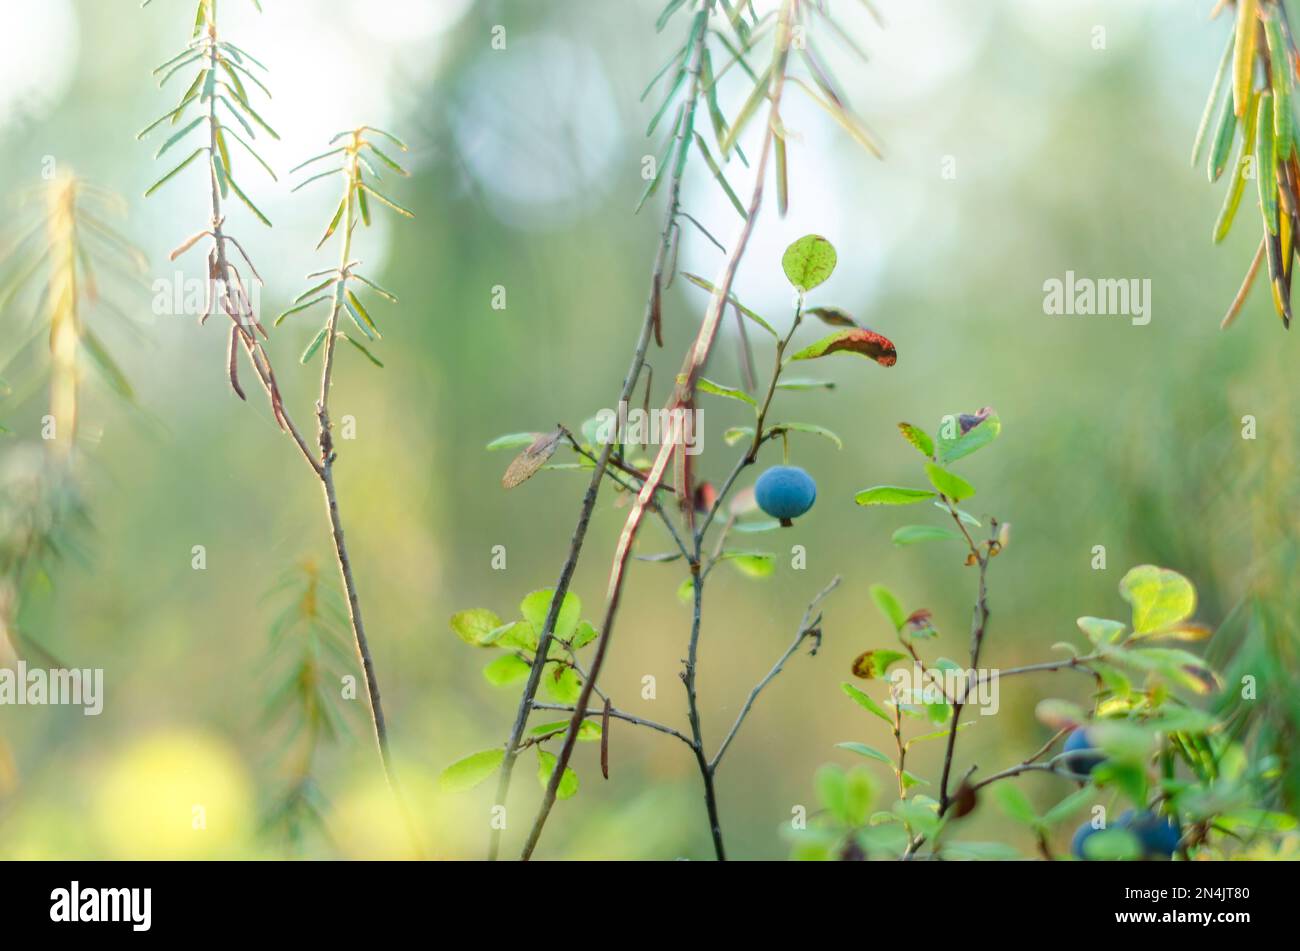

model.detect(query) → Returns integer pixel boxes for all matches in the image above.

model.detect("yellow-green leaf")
[450,608,504,646]
[536,749,579,799]
[850,648,908,679]
[438,749,505,792]
[1233,0,1260,118]
[1118,565,1196,636]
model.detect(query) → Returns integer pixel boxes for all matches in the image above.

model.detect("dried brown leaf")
[501,428,563,489]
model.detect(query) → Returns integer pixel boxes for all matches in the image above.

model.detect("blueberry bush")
[790,414,1296,860]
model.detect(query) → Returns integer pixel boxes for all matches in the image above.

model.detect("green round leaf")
[1118,565,1196,635]
[536,749,580,800]
[520,588,581,642]
[924,463,975,501]
[450,608,503,647]
[782,234,837,291]
[722,550,776,578]
[483,653,531,686]
[544,664,583,704]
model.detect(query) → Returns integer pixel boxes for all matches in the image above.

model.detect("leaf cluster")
[442,589,602,801]
[279,127,413,369]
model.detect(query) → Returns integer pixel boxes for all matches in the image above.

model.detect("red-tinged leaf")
[789,327,896,366]
[951,777,978,819]
[693,480,718,514]
[502,428,563,489]
[850,648,908,679]
[959,406,994,434]
[897,422,935,458]
[903,609,937,639]
[804,305,859,327]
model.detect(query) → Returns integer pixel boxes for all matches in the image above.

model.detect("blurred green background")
[1,0,1296,860]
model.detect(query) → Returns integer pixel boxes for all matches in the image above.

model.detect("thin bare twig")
[710,575,840,770]
[531,701,695,748]
[937,506,993,812]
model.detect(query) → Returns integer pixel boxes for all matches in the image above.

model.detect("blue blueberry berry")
[1119,809,1181,859]
[1071,820,1102,859]
[754,465,817,526]
[1072,810,1181,861]
[1062,727,1105,778]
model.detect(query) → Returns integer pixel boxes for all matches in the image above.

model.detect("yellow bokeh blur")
[93,729,254,859]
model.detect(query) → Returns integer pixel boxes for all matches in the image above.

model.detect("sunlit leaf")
[154,115,205,159]
[438,749,505,792]
[275,295,329,326]
[1119,565,1196,636]
[483,653,531,686]
[544,664,582,705]
[144,147,204,196]
[80,329,134,399]
[360,183,414,218]
[299,325,329,364]
[450,608,503,647]
[224,167,271,227]
[1191,31,1233,167]
[1077,616,1127,646]
[520,588,581,643]
[341,332,383,367]
[720,550,776,578]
